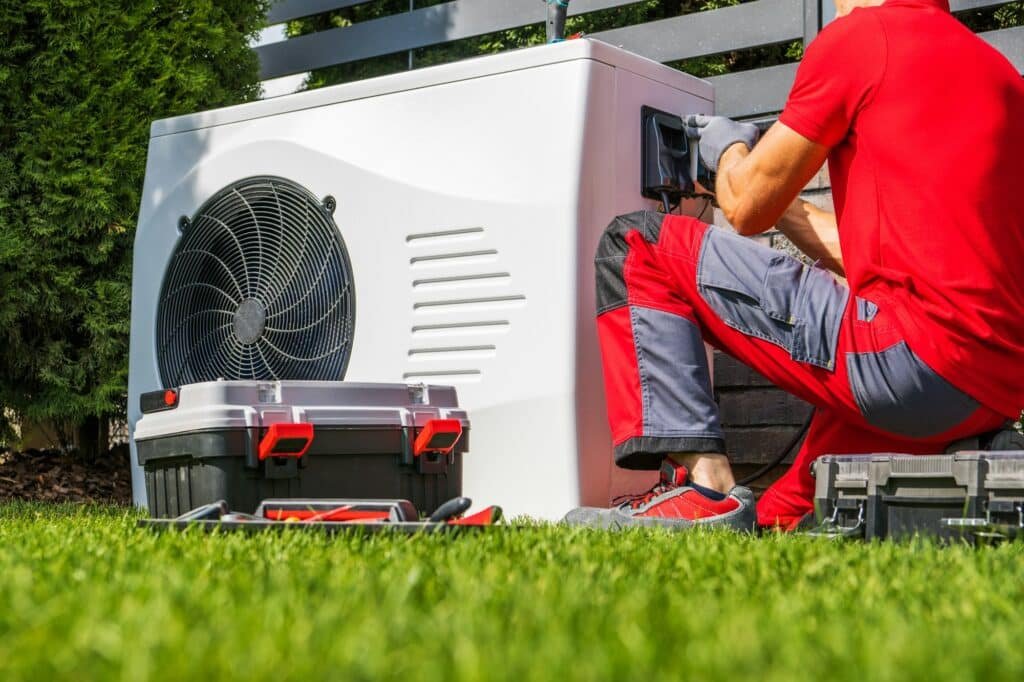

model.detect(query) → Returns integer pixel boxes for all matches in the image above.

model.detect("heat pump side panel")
[574,68,715,510]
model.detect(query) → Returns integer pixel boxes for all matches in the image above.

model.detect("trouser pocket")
[696,226,849,370]
[846,341,979,438]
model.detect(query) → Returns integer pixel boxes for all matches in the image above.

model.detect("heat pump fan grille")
[157,176,355,386]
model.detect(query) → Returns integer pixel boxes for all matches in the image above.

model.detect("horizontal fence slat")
[710,25,1022,118]
[266,0,836,28]
[267,0,374,25]
[949,0,1016,11]
[268,0,639,25]
[708,62,797,118]
[260,0,630,78]
[981,26,1024,73]
[257,0,799,79]
[591,0,802,64]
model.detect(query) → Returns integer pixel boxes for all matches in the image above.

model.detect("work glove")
[684,114,760,174]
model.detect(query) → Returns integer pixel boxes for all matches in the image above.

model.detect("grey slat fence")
[258,0,1023,118]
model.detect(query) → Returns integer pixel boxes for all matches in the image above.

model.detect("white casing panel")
[130,39,713,519]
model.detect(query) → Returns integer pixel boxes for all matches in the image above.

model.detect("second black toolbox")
[812,452,1024,540]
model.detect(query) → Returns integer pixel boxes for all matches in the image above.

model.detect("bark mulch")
[0,446,132,505]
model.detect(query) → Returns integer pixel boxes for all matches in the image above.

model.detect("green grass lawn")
[1,503,1023,681]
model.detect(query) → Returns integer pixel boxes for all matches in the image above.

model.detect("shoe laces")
[612,480,676,510]
[611,460,689,510]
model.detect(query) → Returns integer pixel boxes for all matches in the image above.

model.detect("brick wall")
[707,168,833,489]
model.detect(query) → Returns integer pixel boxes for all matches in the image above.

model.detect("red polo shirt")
[779,0,1024,417]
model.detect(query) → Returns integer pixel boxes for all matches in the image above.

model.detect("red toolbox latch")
[413,419,463,456]
[259,423,314,460]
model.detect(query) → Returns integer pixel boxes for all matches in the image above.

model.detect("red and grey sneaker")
[563,459,756,531]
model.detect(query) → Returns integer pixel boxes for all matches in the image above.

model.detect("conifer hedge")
[0,1,267,443]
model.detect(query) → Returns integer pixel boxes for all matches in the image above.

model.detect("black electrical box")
[640,106,713,208]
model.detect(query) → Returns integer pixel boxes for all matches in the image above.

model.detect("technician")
[566,0,1024,530]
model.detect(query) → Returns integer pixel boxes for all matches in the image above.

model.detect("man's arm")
[775,198,845,277]
[713,121,831,236]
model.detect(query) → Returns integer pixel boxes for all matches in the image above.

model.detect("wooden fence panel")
[588,0,802,64]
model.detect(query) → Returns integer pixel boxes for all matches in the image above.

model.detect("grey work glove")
[685,115,760,174]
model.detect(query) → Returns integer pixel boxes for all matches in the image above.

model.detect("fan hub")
[233,299,266,345]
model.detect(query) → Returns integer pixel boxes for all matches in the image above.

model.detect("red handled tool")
[450,506,503,526]
[257,498,417,523]
[427,497,503,526]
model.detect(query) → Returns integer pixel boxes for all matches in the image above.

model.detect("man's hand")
[684,114,760,174]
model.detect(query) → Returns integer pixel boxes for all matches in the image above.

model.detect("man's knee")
[595,211,706,314]
[598,209,659,313]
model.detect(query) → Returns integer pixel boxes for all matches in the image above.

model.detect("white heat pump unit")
[129,39,713,519]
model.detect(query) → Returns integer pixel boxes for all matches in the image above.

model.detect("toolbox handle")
[414,419,463,456]
[880,495,966,505]
[428,496,473,522]
[259,423,314,460]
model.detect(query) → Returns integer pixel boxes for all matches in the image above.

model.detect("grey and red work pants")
[596,211,1006,527]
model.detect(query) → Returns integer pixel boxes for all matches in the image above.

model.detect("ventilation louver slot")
[405,226,526,384]
[157,176,355,386]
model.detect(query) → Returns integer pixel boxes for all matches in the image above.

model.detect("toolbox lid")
[134,380,467,441]
[962,451,1024,490]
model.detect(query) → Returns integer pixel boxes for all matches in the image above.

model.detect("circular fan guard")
[157,176,355,386]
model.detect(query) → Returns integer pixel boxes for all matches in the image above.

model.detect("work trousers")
[595,211,1006,527]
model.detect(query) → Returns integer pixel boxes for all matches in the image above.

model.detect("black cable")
[698,197,711,218]
[659,191,672,214]
[737,408,815,486]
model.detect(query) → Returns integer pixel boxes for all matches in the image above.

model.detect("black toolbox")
[812,452,1024,540]
[134,381,469,518]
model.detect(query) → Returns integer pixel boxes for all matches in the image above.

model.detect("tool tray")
[140,519,484,535]
[134,381,469,518]
[138,497,502,534]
